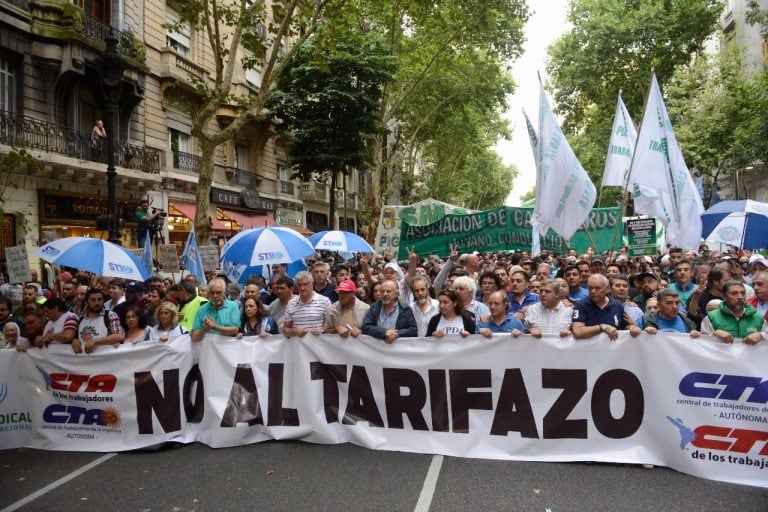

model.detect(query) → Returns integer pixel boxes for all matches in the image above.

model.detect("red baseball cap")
[335,279,357,293]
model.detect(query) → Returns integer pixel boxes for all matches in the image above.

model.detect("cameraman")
[135,200,163,247]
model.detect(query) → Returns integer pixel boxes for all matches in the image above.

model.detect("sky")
[496,0,570,206]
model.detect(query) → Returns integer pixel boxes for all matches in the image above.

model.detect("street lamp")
[102,30,126,244]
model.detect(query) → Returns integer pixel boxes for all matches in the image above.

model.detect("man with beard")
[59,280,78,310]
[525,279,572,338]
[74,288,124,354]
[362,280,417,343]
[323,279,370,338]
[409,275,439,337]
[701,280,766,345]
[12,284,39,319]
[632,271,661,312]
[507,270,539,318]
[283,272,331,338]
[191,278,241,341]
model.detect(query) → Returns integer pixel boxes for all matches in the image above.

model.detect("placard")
[627,217,658,257]
[158,244,180,272]
[4,245,30,284]
[199,245,220,272]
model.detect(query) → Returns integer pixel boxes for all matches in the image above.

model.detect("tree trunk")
[329,171,337,230]
[194,142,216,245]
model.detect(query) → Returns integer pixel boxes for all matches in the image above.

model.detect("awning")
[220,209,275,230]
[169,202,230,231]
[282,224,314,236]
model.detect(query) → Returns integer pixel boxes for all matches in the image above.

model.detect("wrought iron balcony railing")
[223,166,260,189]
[0,110,161,173]
[172,150,202,173]
[279,180,295,196]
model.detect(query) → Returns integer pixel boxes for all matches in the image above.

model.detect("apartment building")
[0,0,365,274]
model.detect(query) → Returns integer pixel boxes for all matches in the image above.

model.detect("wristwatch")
[599,323,606,333]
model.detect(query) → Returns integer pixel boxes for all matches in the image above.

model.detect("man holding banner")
[572,274,641,341]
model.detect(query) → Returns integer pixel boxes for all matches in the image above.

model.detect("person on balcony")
[90,119,107,161]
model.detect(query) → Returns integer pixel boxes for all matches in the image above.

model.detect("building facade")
[0,0,365,278]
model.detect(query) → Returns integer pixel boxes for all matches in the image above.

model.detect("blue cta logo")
[679,372,768,404]
[321,241,343,247]
[43,404,121,427]
[257,252,284,261]
[108,262,134,274]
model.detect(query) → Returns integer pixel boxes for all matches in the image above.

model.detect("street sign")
[627,217,657,257]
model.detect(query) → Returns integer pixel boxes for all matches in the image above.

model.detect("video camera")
[151,207,168,218]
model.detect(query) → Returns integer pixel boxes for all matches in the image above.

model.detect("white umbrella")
[35,237,150,280]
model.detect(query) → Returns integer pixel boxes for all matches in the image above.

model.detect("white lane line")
[414,454,444,512]
[1,453,117,512]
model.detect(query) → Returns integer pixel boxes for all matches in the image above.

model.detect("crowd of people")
[0,242,766,353]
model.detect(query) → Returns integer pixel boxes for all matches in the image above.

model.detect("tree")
[360,0,529,236]
[546,0,722,199]
[167,0,346,242]
[267,30,396,229]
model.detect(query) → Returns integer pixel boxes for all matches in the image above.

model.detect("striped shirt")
[284,293,331,329]
[524,301,572,335]
[44,311,79,341]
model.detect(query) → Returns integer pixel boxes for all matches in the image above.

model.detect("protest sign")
[398,207,621,258]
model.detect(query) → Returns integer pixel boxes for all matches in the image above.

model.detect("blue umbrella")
[34,237,150,280]
[226,259,309,285]
[308,230,374,253]
[701,199,768,249]
[220,226,315,266]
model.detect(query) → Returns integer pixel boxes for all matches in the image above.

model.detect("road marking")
[414,454,444,512]
[1,453,117,512]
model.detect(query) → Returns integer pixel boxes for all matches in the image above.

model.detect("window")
[236,143,248,170]
[244,53,262,88]
[0,53,17,113]
[166,7,191,56]
[169,129,189,152]
[277,161,289,181]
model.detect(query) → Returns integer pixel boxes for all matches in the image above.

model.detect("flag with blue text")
[532,83,596,240]
[627,73,703,251]
[602,94,638,188]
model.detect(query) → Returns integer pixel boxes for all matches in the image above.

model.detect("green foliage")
[546,0,722,194]
[0,148,35,236]
[267,30,396,178]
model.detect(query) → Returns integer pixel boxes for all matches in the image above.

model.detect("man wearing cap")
[701,280,767,344]
[323,279,370,338]
[36,298,79,348]
[283,272,331,338]
[590,256,606,275]
[749,254,768,274]
[572,274,642,341]
[112,280,145,330]
[632,271,660,312]
[362,279,417,343]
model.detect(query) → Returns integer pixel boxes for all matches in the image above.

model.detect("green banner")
[398,206,622,258]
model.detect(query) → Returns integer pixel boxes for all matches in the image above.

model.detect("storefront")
[210,187,276,232]
[165,200,233,250]
[38,191,142,247]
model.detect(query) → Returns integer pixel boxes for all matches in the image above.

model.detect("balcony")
[0,110,161,173]
[172,150,201,173]
[222,166,261,190]
[279,180,295,196]
[5,0,28,10]
[301,182,328,202]
[160,49,206,90]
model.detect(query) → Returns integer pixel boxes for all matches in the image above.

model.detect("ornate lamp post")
[102,30,126,244]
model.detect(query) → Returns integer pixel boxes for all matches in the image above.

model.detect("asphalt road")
[2,442,768,512]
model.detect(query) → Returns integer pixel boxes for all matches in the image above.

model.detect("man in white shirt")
[409,275,439,337]
[37,298,79,348]
[74,288,125,354]
[283,271,331,337]
[525,279,572,338]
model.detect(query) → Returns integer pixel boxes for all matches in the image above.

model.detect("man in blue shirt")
[563,265,588,301]
[644,288,700,337]
[191,278,241,341]
[478,291,524,338]
[572,274,641,341]
[507,270,540,318]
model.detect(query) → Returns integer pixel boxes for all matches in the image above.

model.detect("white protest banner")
[375,199,470,253]
[4,245,31,284]
[0,351,33,448]
[158,244,181,273]
[532,83,597,240]
[627,73,703,251]
[602,94,638,188]
[4,333,768,489]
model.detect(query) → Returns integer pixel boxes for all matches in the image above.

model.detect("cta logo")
[49,374,117,393]
[679,372,767,404]
[257,252,284,261]
[43,404,121,427]
[668,417,768,456]
[108,262,134,274]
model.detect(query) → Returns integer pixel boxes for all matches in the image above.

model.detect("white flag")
[531,84,596,240]
[602,94,638,187]
[522,109,542,256]
[627,73,703,251]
